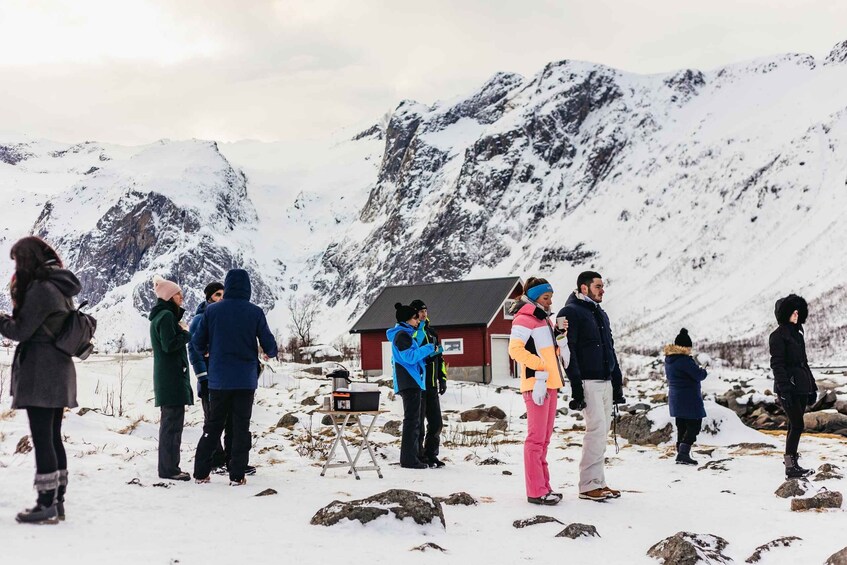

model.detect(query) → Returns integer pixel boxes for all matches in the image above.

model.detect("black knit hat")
[674,328,692,348]
[395,302,417,323]
[204,282,224,302]
[410,299,427,312]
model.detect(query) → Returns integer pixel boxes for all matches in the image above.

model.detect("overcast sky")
[2,0,845,145]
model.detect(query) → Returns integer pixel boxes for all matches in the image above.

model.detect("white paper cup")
[556,316,568,330]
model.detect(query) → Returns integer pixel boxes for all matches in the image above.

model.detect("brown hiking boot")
[578,488,608,501]
[601,486,621,498]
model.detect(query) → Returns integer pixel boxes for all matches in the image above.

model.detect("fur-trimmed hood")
[663,344,692,357]
[774,294,808,325]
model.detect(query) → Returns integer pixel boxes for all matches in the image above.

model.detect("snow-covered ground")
[0,352,845,564]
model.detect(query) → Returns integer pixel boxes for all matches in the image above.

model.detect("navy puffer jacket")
[664,345,707,419]
[190,269,278,390]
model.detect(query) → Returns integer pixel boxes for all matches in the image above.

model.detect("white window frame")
[441,338,464,355]
[503,299,517,320]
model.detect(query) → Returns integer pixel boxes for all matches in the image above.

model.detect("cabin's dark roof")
[350,277,522,333]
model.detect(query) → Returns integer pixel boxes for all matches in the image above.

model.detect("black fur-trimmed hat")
[774,294,808,325]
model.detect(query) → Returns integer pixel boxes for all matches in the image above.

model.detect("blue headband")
[526,283,554,301]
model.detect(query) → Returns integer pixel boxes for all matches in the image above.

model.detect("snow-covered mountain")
[2,41,847,355]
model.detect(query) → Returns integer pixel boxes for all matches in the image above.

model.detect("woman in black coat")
[769,294,817,479]
[0,237,81,524]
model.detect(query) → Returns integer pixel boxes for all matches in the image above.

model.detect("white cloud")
[0,0,845,144]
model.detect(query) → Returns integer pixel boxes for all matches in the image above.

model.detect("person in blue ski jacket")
[386,302,436,469]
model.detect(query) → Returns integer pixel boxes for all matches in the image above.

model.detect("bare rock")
[460,406,506,422]
[698,459,733,472]
[77,407,96,416]
[478,457,503,466]
[255,488,278,497]
[301,395,319,406]
[814,463,844,481]
[826,546,847,565]
[790,490,843,511]
[276,413,299,429]
[745,536,801,563]
[382,420,402,437]
[436,492,477,506]
[617,411,673,445]
[15,435,32,455]
[647,532,730,565]
[556,523,600,538]
[774,478,811,498]
[489,419,508,432]
[650,393,668,403]
[321,415,334,426]
[835,400,847,416]
[803,412,847,436]
[513,515,563,529]
[311,489,445,528]
[411,543,446,553]
[809,390,838,412]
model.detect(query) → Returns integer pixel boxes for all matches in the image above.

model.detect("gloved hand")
[568,381,585,410]
[438,379,447,395]
[532,372,549,406]
[778,392,793,410]
[198,379,209,401]
[613,385,626,405]
[432,345,444,357]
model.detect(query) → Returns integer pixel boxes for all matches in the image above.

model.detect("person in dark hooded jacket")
[769,294,817,478]
[188,281,228,468]
[410,299,448,468]
[192,269,278,485]
[0,236,81,524]
[663,328,707,465]
[149,275,193,482]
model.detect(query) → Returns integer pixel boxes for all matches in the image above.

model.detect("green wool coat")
[149,299,193,407]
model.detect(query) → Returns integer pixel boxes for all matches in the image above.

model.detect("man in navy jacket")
[191,269,278,485]
[558,271,624,502]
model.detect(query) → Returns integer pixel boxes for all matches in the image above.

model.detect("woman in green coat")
[149,275,193,481]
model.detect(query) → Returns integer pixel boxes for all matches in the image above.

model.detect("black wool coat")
[0,268,81,409]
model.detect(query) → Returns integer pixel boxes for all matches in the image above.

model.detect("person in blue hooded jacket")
[188,281,228,469]
[191,269,278,485]
[387,302,436,469]
[664,328,708,466]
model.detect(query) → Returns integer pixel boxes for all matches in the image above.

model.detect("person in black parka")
[0,237,81,524]
[410,299,448,468]
[664,328,708,466]
[769,294,817,478]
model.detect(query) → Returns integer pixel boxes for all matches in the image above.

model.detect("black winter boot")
[676,443,698,465]
[57,470,68,521]
[784,454,813,479]
[17,472,59,525]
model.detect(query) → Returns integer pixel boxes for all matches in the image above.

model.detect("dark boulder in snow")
[617,412,673,445]
[436,492,477,506]
[814,463,843,481]
[556,523,600,539]
[774,478,811,498]
[311,489,445,529]
[803,412,847,436]
[513,515,563,529]
[276,413,299,429]
[745,536,801,563]
[647,532,730,565]
[382,420,402,437]
[826,546,847,565]
[790,490,843,511]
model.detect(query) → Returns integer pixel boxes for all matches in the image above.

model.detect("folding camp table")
[317,409,387,479]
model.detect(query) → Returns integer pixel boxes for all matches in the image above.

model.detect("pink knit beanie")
[152,275,181,301]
